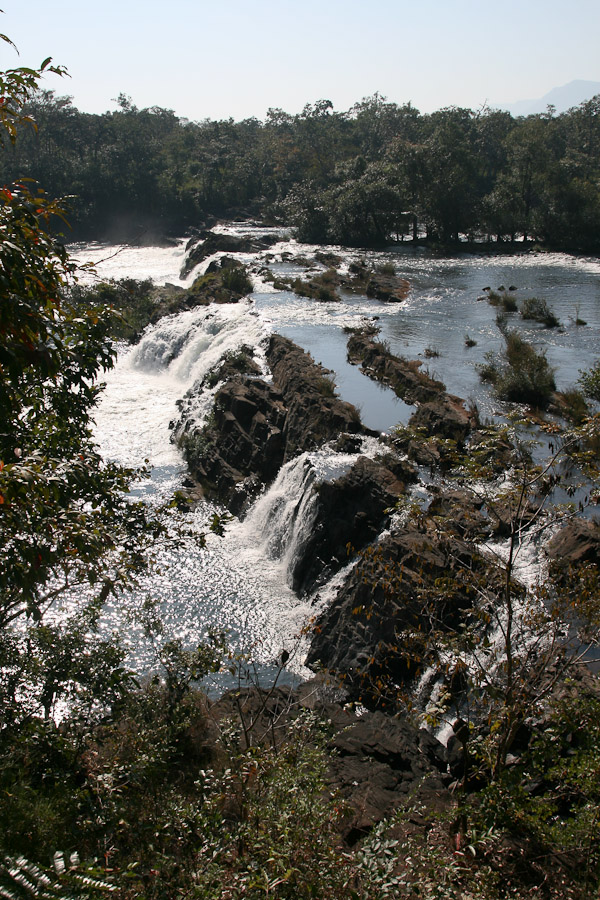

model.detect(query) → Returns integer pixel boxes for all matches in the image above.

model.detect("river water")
[69,231,600,678]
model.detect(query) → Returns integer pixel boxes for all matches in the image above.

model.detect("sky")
[1,0,599,122]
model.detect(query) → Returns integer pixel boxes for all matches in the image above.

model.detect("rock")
[267,334,369,459]
[327,711,449,841]
[365,273,411,302]
[347,329,446,404]
[427,486,488,539]
[409,397,476,445]
[181,230,279,277]
[545,518,600,568]
[306,522,506,707]
[290,455,409,596]
[178,375,287,513]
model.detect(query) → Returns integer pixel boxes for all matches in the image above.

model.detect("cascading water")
[237,443,379,587]
[91,298,368,679]
[72,228,600,685]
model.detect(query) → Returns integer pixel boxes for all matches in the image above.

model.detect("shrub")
[221,264,253,295]
[317,375,337,397]
[558,387,590,424]
[487,288,517,312]
[479,330,556,407]
[520,296,560,328]
[579,360,600,403]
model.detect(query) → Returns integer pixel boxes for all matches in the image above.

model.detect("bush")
[558,387,590,423]
[579,360,600,403]
[487,288,518,312]
[221,264,253,295]
[479,330,556,407]
[520,296,560,328]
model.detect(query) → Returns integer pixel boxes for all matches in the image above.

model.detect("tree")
[0,40,160,723]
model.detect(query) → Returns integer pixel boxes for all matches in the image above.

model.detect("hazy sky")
[1,0,598,121]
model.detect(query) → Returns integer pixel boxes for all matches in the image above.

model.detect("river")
[68,230,600,680]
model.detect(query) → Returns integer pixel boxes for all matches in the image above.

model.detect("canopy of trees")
[1,90,599,251]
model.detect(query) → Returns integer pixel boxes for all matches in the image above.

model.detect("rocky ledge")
[174,334,371,513]
[181,230,280,277]
[305,507,510,706]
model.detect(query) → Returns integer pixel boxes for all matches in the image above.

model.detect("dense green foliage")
[0,38,162,869]
[1,89,600,249]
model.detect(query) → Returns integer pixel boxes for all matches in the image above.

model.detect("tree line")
[1,89,600,250]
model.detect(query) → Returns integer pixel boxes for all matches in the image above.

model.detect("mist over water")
[77,231,600,676]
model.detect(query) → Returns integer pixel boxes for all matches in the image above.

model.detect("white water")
[91,291,378,680]
[74,230,600,680]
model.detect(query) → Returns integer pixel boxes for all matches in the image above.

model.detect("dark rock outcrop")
[427,486,488,539]
[181,230,279,277]
[290,455,410,596]
[306,520,506,706]
[181,376,288,513]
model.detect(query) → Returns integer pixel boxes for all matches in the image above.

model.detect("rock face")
[427,486,488,539]
[290,455,412,596]
[306,519,505,706]
[181,376,288,513]
[176,335,369,512]
[326,709,449,840]
[181,230,279,277]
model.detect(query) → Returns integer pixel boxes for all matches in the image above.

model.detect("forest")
[0,87,599,250]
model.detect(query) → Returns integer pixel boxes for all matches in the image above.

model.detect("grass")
[486,288,518,312]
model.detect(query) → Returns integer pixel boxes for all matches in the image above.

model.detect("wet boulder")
[290,455,408,596]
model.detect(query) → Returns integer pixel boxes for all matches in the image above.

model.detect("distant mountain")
[497,80,600,116]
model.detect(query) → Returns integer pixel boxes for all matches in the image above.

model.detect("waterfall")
[235,446,369,588]
[238,454,320,583]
